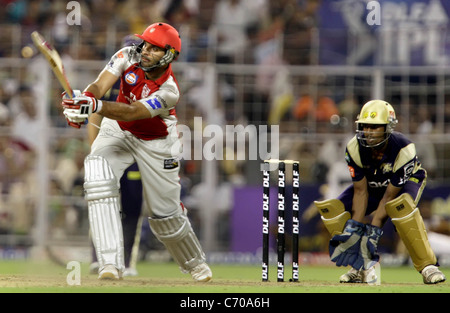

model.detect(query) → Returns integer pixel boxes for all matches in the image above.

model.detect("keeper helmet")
[355,100,398,148]
[133,22,181,71]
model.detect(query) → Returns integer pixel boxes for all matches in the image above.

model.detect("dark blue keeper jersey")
[345,132,426,197]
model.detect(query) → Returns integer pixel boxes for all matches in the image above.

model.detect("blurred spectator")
[0,86,9,126]
[3,84,40,235]
[9,84,40,151]
[444,98,450,133]
[53,138,89,195]
[337,96,358,126]
[411,105,437,178]
[120,0,164,35]
[267,66,293,125]
[281,0,319,65]
[292,93,339,124]
[292,93,314,121]
[212,0,251,64]
[315,95,339,122]
[0,135,36,234]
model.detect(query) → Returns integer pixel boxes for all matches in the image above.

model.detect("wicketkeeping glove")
[61,91,102,128]
[360,224,383,270]
[329,219,365,268]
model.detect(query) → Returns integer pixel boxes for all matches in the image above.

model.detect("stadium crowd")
[0,0,448,255]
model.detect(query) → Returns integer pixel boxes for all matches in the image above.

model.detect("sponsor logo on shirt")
[164,158,179,169]
[141,84,151,98]
[348,165,355,178]
[146,97,162,110]
[125,72,138,85]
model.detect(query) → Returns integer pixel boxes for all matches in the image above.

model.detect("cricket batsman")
[315,100,446,284]
[61,22,212,281]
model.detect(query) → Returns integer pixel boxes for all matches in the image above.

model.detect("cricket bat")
[31,31,74,99]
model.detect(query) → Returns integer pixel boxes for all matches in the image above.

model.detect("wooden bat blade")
[31,31,74,99]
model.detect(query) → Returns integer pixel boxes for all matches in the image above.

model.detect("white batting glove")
[62,90,82,99]
[61,92,103,128]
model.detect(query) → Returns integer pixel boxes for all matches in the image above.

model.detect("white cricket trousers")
[89,117,183,218]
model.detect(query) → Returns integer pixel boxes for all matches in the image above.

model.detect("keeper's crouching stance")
[315,100,445,284]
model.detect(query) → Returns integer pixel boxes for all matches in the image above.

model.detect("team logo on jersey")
[125,72,138,85]
[142,84,151,98]
[381,163,393,174]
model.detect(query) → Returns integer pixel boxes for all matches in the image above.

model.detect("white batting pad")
[148,214,206,273]
[84,155,124,273]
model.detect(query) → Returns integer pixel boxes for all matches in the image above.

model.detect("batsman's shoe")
[421,265,446,284]
[98,264,122,280]
[89,262,99,275]
[190,263,212,282]
[340,266,377,284]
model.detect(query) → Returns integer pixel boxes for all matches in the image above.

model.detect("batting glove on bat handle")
[61,90,82,100]
[61,91,102,128]
[61,95,102,113]
[66,120,83,129]
[61,90,83,128]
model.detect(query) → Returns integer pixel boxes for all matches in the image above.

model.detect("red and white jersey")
[103,47,180,140]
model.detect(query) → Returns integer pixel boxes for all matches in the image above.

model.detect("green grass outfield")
[0,260,448,293]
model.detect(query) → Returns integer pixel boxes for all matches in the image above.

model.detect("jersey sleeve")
[103,47,134,77]
[138,76,180,118]
[345,136,365,182]
[390,143,417,187]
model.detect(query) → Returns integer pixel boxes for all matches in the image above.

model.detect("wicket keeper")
[315,100,446,284]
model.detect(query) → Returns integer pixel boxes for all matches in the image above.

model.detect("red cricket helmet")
[135,22,181,59]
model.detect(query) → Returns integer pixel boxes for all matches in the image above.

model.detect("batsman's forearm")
[87,113,102,145]
[97,100,150,122]
[84,84,102,98]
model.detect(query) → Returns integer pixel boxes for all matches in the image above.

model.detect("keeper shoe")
[421,265,446,284]
[340,266,377,284]
[190,263,212,282]
[98,264,122,280]
[340,268,363,283]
